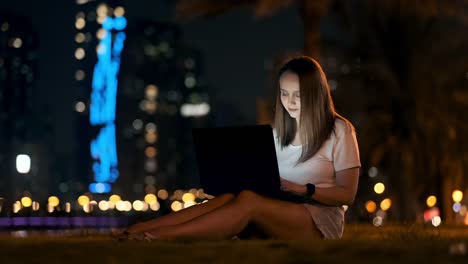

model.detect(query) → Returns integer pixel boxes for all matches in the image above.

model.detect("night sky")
[0,0,303,157]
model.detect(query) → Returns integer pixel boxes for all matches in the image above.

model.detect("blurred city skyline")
[0,0,467,226]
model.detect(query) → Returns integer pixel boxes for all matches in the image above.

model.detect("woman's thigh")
[237,191,322,240]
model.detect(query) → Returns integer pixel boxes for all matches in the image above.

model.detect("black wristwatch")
[306,183,316,197]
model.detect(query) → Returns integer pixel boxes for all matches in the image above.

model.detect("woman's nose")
[288,97,297,106]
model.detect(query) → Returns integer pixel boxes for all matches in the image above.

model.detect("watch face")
[307,184,315,196]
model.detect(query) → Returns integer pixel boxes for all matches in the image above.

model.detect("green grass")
[1,224,467,263]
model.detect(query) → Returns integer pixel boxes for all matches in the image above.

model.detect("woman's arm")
[280,167,360,206]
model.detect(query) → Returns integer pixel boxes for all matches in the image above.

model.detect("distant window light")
[145,132,157,144]
[97,16,106,24]
[16,154,31,174]
[75,18,86,30]
[132,119,143,130]
[75,70,85,81]
[89,182,111,193]
[144,100,158,114]
[11,38,23,49]
[96,44,106,55]
[96,28,106,40]
[75,33,86,43]
[1,22,9,32]
[145,146,157,158]
[145,122,157,133]
[145,159,157,172]
[180,103,210,117]
[328,79,338,91]
[96,4,108,17]
[145,84,159,100]
[184,74,197,88]
[75,101,86,112]
[75,48,86,60]
[114,6,125,17]
[76,0,93,5]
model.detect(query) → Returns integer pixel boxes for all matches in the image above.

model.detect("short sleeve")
[333,127,361,171]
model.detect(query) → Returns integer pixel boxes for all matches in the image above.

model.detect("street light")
[16,154,31,174]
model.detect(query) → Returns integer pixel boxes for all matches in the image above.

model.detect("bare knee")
[217,193,235,202]
[236,190,260,204]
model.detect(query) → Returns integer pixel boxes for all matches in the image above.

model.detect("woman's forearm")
[311,186,355,206]
[291,184,355,206]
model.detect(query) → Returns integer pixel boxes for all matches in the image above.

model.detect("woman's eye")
[295,93,300,97]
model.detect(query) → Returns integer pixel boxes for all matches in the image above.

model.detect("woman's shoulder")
[333,117,355,136]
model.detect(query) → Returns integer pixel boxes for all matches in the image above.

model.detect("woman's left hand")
[280,178,306,195]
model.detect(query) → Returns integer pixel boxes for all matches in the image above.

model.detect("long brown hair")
[274,56,345,164]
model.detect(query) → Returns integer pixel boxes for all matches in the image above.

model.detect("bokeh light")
[32,201,40,211]
[78,195,90,206]
[426,196,437,207]
[365,200,377,213]
[171,201,183,212]
[114,6,125,17]
[452,190,464,203]
[157,189,169,200]
[48,196,60,207]
[374,183,385,194]
[132,200,144,211]
[99,200,109,211]
[182,193,195,203]
[432,216,442,227]
[109,194,121,203]
[144,194,157,205]
[150,201,160,211]
[21,197,32,207]
[75,48,86,60]
[380,198,392,211]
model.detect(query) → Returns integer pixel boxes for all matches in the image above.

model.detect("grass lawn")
[0,224,467,263]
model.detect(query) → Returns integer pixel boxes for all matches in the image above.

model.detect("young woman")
[120,56,360,240]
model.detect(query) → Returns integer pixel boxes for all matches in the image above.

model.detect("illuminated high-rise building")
[0,13,45,201]
[73,1,127,194]
[118,20,211,198]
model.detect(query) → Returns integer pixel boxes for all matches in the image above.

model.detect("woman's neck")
[291,131,301,146]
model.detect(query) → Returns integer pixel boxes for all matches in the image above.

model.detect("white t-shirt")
[274,118,361,188]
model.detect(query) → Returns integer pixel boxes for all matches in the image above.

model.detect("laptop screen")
[192,125,281,198]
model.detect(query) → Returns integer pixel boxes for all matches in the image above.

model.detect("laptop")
[191,124,282,198]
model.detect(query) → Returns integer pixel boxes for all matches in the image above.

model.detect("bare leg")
[145,190,322,240]
[125,193,234,235]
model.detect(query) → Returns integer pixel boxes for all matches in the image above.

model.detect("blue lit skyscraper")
[73,1,126,194]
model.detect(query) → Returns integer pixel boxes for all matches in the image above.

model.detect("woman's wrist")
[295,185,307,195]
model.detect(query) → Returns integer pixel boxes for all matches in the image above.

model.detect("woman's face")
[279,71,301,121]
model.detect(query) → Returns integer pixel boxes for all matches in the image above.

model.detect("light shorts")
[302,203,345,239]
